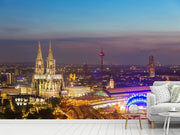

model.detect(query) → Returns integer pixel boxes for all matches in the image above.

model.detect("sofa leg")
[151,121,154,128]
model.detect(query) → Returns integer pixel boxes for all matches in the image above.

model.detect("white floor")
[0,120,179,135]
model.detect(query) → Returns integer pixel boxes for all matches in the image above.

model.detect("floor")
[0,120,179,135]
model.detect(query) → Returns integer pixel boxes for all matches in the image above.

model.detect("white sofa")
[147,81,180,128]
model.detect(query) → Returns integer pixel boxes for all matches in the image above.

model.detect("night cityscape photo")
[1,0,180,119]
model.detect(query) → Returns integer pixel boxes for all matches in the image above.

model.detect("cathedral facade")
[32,41,64,99]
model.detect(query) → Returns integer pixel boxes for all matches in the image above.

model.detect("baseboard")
[0,119,149,124]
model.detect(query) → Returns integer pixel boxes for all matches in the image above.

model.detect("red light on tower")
[150,67,154,71]
[99,48,105,72]
[99,52,104,56]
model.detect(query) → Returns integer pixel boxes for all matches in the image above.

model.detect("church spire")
[47,40,53,59]
[46,40,56,74]
[37,41,43,59]
[35,41,44,74]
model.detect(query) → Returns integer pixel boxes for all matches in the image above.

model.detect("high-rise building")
[32,41,64,99]
[6,72,15,85]
[147,55,155,77]
[6,73,11,85]
[149,55,154,65]
[83,63,88,74]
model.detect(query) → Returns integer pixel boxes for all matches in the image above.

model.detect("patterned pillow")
[170,87,180,103]
[168,84,180,96]
[150,84,170,103]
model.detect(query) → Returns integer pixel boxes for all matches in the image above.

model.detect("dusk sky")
[1,0,180,65]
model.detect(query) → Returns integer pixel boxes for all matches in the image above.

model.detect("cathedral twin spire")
[35,41,44,74]
[47,40,54,60]
[35,40,55,75]
[37,41,43,59]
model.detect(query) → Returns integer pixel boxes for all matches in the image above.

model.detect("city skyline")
[0,36,180,65]
[1,0,180,121]
[1,0,180,64]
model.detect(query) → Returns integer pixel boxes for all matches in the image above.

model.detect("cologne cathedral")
[32,41,64,99]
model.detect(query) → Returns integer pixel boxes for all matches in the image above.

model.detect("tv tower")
[99,48,105,72]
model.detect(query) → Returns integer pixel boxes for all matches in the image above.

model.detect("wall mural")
[1,1,180,119]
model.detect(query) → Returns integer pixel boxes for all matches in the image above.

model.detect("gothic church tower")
[35,41,44,74]
[46,40,56,74]
[32,40,64,99]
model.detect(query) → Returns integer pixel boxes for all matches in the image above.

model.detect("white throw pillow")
[150,84,170,103]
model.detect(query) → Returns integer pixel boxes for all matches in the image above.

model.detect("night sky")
[1,0,180,65]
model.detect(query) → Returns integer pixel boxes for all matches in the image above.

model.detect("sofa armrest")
[147,93,156,118]
[147,93,156,107]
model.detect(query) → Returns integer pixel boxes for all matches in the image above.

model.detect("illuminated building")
[13,95,45,106]
[147,55,155,77]
[20,86,32,95]
[104,86,151,98]
[99,48,105,72]
[6,73,11,85]
[0,87,21,100]
[32,41,64,99]
[6,72,15,85]
[106,76,114,89]
[69,73,76,81]
[16,77,29,85]
[166,76,170,81]
[109,77,114,88]
[66,86,92,97]
[149,67,155,77]
[130,65,136,70]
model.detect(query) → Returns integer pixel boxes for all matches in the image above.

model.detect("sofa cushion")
[171,87,180,103]
[168,84,180,95]
[150,103,180,115]
[150,84,170,103]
